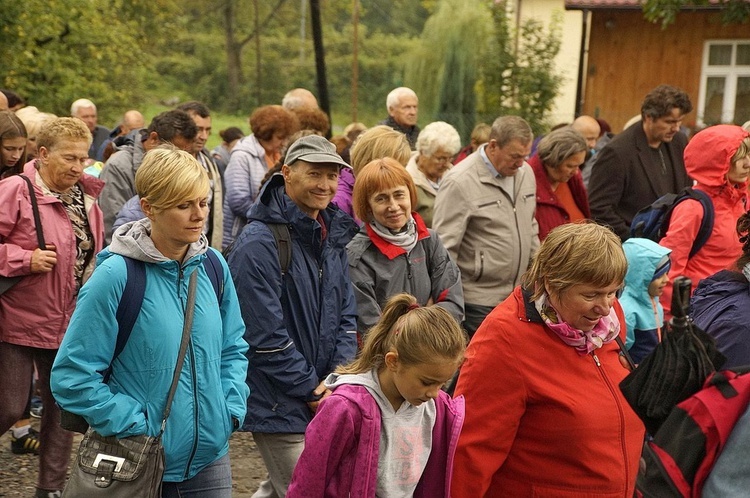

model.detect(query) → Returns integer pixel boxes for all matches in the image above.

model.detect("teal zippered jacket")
[51,219,249,482]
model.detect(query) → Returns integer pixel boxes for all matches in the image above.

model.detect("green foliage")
[0,0,179,124]
[477,3,563,136]
[643,0,750,27]
[406,0,489,140]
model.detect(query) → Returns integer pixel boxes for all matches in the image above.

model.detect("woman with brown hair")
[0,110,27,178]
[222,105,299,247]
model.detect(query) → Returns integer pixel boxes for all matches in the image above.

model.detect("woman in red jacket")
[452,222,644,497]
[659,124,750,316]
[530,127,590,240]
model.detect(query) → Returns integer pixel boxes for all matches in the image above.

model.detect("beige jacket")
[433,147,539,307]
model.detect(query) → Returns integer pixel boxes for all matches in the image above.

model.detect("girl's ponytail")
[338,293,466,374]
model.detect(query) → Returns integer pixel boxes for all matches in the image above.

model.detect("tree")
[642,0,750,26]
[477,2,563,136]
[406,0,489,140]
[0,0,179,123]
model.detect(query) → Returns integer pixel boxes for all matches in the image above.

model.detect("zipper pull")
[592,353,601,367]
[319,267,323,280]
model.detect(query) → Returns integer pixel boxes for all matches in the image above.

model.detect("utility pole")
[310,0,331,135]
[254,0,261,107]
[352,0,359,122]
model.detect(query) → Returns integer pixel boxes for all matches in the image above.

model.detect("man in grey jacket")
[433,115,540,336]
[99,110,197,243]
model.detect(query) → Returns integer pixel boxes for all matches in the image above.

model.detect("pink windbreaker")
[0,160,105,348]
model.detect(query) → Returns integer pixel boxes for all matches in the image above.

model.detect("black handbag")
[0,175,45,294]
[61,270,198,497]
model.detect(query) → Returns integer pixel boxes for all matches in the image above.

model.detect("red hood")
[684,125,750,188]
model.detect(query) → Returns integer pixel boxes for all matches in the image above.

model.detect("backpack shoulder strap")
[103,256,146,382]
[202,248,224,303]
[685,188,715,259]
[267,223,292,276]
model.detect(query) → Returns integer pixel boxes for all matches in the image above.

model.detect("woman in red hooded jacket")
[659,124,750,315]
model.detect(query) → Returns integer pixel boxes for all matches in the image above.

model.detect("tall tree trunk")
[223,0,244,111]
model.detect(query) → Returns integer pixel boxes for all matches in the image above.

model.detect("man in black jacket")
[588,84,693,241]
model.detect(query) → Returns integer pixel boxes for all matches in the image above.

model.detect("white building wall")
[517,0,586,127]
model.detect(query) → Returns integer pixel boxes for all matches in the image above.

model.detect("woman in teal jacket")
[51,147,249,495]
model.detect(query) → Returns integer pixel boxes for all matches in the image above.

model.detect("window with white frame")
[697,40,750,126]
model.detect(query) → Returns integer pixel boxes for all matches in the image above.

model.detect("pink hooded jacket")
[0,160,105,348]
[660,125,750,315]
[287,384,464,498]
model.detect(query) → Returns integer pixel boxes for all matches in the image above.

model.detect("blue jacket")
[691,269,750,369]
[620,238,671,364]
[228,174,359,433]
[112,194,144,233]
[51,220,249,482]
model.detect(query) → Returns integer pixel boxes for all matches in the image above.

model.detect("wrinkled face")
[546,281,620,332]
[389,95,418,128]
[369,184,412,231]
[485,138,531,177]
[648,273,670,298]
[74,106,97,133]
[191,114,212,154]
[148,196,209,252]
[545,151,586,185]
[417,147,453,183]
[1,137,26,167]
[283,161,339,218]
[388,357,459,408]
[643,107,684,145]
[37,140,89,192]
[727,154,750,184]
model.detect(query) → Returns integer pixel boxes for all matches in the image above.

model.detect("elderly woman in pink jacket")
[0,117,105,498]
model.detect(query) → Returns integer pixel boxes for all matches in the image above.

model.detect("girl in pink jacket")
[287,293,466,498]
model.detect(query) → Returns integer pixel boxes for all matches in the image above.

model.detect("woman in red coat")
[530,127,590,240]
[452,222,644,497]
[659,124,750,316]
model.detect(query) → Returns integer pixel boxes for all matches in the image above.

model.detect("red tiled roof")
[564,0,730,10]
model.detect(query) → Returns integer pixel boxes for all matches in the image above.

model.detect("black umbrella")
[619,277,725,435]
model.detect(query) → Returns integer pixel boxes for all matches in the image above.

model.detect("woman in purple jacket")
[691,211,750,369]
[287,293,466,498]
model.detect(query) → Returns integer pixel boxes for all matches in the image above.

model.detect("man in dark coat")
[588,84,693,240]
[228,135,359,498]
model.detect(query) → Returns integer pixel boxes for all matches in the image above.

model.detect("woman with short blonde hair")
[52,145,249,496]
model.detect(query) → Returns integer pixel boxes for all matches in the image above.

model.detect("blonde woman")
[52,146,249,496]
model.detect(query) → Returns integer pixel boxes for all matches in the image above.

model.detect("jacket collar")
[365,212,430,260]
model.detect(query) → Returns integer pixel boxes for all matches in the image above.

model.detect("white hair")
[282,88,318,110]
[386,87,417,112]
[70,98,96,116]
[416,121,461,157]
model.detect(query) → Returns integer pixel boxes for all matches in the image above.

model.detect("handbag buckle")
[93,453,125,472]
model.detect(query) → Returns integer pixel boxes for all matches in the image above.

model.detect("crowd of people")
[1,82,750,497]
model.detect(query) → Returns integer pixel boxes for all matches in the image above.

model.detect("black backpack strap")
[686,189,714,259]
[202,248,224,303]
[19,175,45,249]
[267,223,292,276]
[102,256,146,383]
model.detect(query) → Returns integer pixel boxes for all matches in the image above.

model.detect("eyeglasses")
[431,155,453,164]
